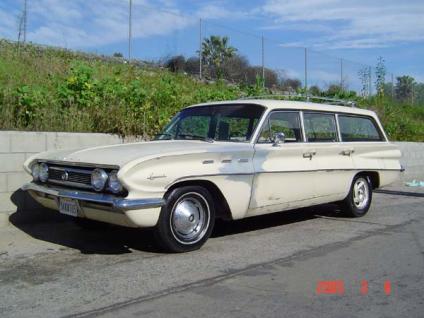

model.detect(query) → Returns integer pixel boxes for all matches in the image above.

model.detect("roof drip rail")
[238,94,357,107]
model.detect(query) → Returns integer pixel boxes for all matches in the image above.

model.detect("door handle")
[303,150,316,159]
[341,148,355,156]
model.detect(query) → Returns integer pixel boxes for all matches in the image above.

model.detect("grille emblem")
[61,171,69,181]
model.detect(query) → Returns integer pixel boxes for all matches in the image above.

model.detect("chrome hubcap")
[353,178,369,209]
[170,193,210,244]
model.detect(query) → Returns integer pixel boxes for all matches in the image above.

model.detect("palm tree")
[201,35,237,79]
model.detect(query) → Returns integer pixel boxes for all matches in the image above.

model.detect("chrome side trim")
[21,183,164,213]
[165,168,403,188]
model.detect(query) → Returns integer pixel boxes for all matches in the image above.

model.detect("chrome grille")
[47,166,93,190]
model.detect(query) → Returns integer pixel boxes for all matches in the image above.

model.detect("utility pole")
[18,0,28,44]
[340,58,343,91]
[128,0,132,62]
[23,0,27,43]
[261,36,265,89]
[304,48,308,100]
[199,18,202,79]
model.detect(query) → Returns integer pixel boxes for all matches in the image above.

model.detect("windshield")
[155,104,265,142]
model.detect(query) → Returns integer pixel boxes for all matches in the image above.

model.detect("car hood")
[26,140,252,169]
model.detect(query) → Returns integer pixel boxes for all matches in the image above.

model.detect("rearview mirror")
[273,132,285,147]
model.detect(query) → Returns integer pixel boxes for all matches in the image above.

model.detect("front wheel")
[154,186,215,253]
[340,175,372,217]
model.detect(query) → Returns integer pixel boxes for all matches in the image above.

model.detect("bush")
[0,40,422,141]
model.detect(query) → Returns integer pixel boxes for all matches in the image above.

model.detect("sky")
[1,0,424,89]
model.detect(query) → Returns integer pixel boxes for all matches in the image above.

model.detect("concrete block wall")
[0,131,125,226]
[0,131,423,227]
[395,142,424,183]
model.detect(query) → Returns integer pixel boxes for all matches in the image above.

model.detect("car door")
[248,110,317,216]
[302,112,354,202]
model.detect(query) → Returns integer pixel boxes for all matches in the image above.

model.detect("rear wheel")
[154,186,215,253]
[340,175,372,217]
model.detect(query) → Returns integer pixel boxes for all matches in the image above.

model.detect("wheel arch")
[166,180,233,221]
[355,171,380,189]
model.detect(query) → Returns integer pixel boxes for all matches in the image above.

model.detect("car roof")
[187,99,377,117]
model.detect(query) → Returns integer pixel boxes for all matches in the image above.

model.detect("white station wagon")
[22,100,402,252]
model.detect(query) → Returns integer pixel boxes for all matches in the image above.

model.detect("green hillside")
[0,40,423,141]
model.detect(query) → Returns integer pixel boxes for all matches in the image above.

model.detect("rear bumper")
[21,182,165,213]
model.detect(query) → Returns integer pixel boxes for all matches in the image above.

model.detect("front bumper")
[21,182,165,213]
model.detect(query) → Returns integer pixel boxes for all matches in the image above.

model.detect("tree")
[358,66,371,98]
[326,84,343,97]
[395,75,416,103]
[184,57,200,75]
[375,56,386,98]
[221,54,250,82]
[113,52,123,58]
[281,78,302,92]
[165,55,186,73]
[309,85,321,96]
[201,35,237,79]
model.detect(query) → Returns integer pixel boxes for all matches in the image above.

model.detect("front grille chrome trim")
[37,159,119,170]
[47,165,93,190]
[48,166,92,175]
[47,179,93,190]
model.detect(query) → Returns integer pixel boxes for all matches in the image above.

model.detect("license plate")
[59,198,79,217]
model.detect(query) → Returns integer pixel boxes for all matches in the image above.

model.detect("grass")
[0,39,423,141]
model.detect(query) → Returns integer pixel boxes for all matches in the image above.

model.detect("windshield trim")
[156,103,267,143]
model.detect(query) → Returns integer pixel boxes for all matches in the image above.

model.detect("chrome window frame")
[255,109,305,144]
[302,111,340,143]
[337,114,386,142]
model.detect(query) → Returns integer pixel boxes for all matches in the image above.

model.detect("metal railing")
[238,94,357,107]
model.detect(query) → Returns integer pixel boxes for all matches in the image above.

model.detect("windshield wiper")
[176,134,214,143]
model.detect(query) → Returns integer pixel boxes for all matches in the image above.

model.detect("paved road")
[0,189,423,317]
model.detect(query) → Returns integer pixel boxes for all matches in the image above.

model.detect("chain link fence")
[9,0,416,101]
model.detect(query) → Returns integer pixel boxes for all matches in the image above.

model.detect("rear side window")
[258,111,303,143]
[304,113,338,142]
[339,115,384,142]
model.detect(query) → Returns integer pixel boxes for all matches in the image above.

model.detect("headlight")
[91,168,108,192]
[31,163,40,181]
[108,170,123,194]
[39,163,49,182]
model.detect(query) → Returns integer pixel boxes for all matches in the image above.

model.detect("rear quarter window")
[339,115,384,142]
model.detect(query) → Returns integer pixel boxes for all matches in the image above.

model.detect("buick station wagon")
[22,100,402,252]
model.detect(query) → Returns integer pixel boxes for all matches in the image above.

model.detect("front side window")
[304,112,338,142]
[155,104,264,142]
[339,115,384,142]
[258,111,302,143]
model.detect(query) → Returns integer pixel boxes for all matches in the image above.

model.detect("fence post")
[199,18,202,79]
[262,36,265,89]
[304,48,308,100]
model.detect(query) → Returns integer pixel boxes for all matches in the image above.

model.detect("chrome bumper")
[21,182,164,212]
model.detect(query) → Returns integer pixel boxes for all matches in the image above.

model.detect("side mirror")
[272,132,285,147]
